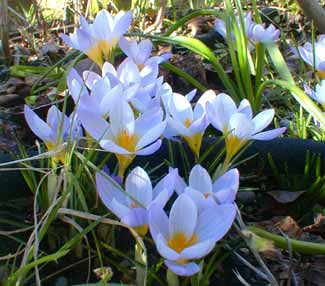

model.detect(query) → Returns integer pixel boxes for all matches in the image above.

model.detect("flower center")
[184,118,192,128]
[116,129,138,152]
[86,39,117,67]
[168,232,198,253]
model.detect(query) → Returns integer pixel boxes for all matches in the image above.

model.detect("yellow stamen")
[184,118,192,128]
[168,232,198,253]
[134,224,149,237]
[115,129,138,178]
[86,39,117,67]
[204,193,210,199]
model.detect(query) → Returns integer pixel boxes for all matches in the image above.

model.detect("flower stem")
[248,226,325,255]
[135,242,146,285]
[167,269,179,286]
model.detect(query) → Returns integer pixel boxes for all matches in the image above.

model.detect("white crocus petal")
[184,187,210,212]
[238,99,253,119]
[195,204,236,242]
[207,93,237,132]
[137,40,153,63]
[213,168,239,204]
[148,204,170,242]
[119,37,138,59]
[110,198,131,221]
[67,68,89,103]
[153,168,178,198]
[185,89,197,102]
[188,115,208,135]
[169,93,193,124]
[121,207,148,228]
[298,46,313,66]
[180,239,216,260]
[103,62,117,77]
[100,139,131,154]
[156,233,180,261]
[24,105,52,143]
[167,116,191,137]
[194,89,216,118]
[189,164,212,195]
[134,108,164,138]
[109,99,135,138]
[96,172,127,208]
[152,188,173,209]
[228,113,254,139]
[125,167,153,208]
[92,76,112,103]
[251,127,286,140]
[99,84,123,117]
[165,260,200,277]
[136,120,166,150]
[78,109,111,141]
[252,109,274,134]
[113,11,132,37]
[82,71,101,89]
[168,194,198,239]
[91,10,111,39]
[135,140,162,155]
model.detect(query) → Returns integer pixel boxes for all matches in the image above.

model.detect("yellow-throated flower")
[60,10,132,67]
[166,90,216,158]
[78,99,166,177]
[148,194,236,276]
[96,167,178,236]
[206,93,286,163]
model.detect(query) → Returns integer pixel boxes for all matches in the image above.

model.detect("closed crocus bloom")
[24,105,82,162]
[304,80,325,109]
[78,99,166,177]
[119,38,171,70]
[206,93,286,163]
[60,10,132,67]
[215,12,279,45]
[96,167,178,236]
[248,23,280,44]
[148,194,236,276]
[166,90,216,158]
[182,165,239,212]
[298,35,325,78]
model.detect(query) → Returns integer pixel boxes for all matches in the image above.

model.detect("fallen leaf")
[303,214,325,238]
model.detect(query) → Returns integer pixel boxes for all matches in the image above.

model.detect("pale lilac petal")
[184,89,197,102]
[180,239,215,259]
[238,99,253,119]
[184,187,210,212]
[251,127,286,140]
[135,139,162,155]
[195,204,236,241]
[252,109,274,134]
[189,164,212,194]
[167,116,191,137]
[113,11,132,37]
[100,139,131,154]
[164,260,200,277]
[125,167,152,207]
[136,120,166,149]
[229,113,254,139]
[169,194,198,239]
[213,168,239,204]
[156,233,180,261]
[169,93,193,123]
[24,105,52,143]
[82,71,101,89]
[77,109,111,141]
[121,207,148,228]
[148,204,169,242]
[110,198,131,220]
[96,172,127,208]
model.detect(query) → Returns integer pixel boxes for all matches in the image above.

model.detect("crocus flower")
[215,12,280,45]
[179,165,239,211]
[206,93,286,163]
[24,105,82,162]
[298,35,325,78]
[78,98,166,177]
[304,80,325,109]
[166,90,216,158]
[96,166,178,236]
[119,38,171,70]
[148,194,236,276]
[60,10,132,67]
[68,68,139,118]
